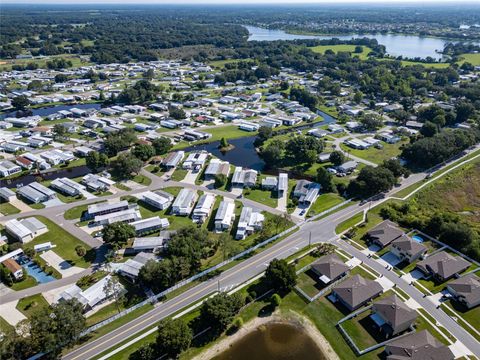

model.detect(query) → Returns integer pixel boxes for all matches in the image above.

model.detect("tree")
[104,129,137,156]
[27,80,43,90]
[132,144,155,162]
[381,159,408,178]
[129,344,156,360]
[169,107,186,120]
[0,263,13,286]
[353,91,363,104]
[144,68,155,79]
[285,136,323,164]
[219,232,241,261]
[154,318,192,359]
[113,153,143,179]
[420,121,438,137]
[29,299,86,357]
[55,73,68,83]
[347,165,396,198]
[360,113,383,131]
[270,293,281,308]
[75,245,86,257]
[329,151,345,166]
[316,167,336,193]
[264,258,297,294]
[151,137,172,155]
[200,293,244,331]
[219,137,229,149]
[455,101,475,124]
[103,276,124,314]
[214,173,227,188]
[260,141,284,168]
[102,222,135,249]
[12,95,30,111]
[86,152,109,172]
[254,125,273,146]
[52,123,68,140]
[354,45,364,53]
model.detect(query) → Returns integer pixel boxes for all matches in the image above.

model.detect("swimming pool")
[23,260,55,284]
[412,235,424,243]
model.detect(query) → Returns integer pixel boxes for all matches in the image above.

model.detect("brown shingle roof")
[392,235,427,258]
[373,294,417,333]
[385,330,454,360]
[332,274,383,310]
[2,258,22,273]
[367,220,404,247]
[417,251,471,280]
[311,253,349,281]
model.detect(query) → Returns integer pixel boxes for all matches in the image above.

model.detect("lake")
[0,165,91,188]
[212,322,326,360]
[245,25,470,60]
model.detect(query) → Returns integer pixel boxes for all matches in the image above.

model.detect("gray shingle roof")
[417,251,471,280]
[373,294,417,333]
[332,274,383,309]
[311,253,349,282]
[367,220,404,247]
[385,330,454,360]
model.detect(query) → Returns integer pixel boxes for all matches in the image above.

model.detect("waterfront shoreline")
[191,311,339,360]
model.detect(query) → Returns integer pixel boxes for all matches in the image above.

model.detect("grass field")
[307,193,345,218]
[0,202,20,215]
[457,53,480,66]
[335,212,364,234]
[132,174,152,186]
[204,125,257,142]
[340,139,408,165]
[310,44,373,60]
[170,168,188,182]
[16,294,49,318]
[243,184,278,208]
[0,54,91,71]
[24,216,94,268]
[10,275,38,291]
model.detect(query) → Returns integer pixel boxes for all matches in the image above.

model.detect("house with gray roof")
[118,252,156,281]
[17,182,56,204]
[366,220,404,249]
[204,159,230,180]
[384,330,454,360]
[332,274,383,311]
[446,273,480,309]
[371,294,417,337]
[171,189,197,216]
[416,251,471,282]
[0,187,16,202]
[5,217,47,243]
[390,235,427,264]
[214,200,236,232]
[311,253,349,284]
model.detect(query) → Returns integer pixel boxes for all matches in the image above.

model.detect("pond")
[245,25,479,60]
[0,102,102,120]
[185,111,335,171]
[212,322,327,360]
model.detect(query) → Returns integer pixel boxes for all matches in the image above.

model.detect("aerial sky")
[1,0,476,4]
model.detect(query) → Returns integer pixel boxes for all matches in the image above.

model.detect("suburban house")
[235,206,265,240]
[171,189,197,216]
[446,273,480,309]
[0,187,16,202]
[162,151,185,169]
[81,174,115,192]
[331,274,383,311]
[293,180,320,205]
[384,330,454,360]
[2,258,23,280]
[204,159,230,180]
[17,182,57,204]
[51,177,86,196]
[231,167,258,188]
[59,275,126,312]
[214,200,236,232]
[310,253,350,284]
[0,160,22,178]
[131,237,166,253]
[94,208,141,226]
[182,151,208,171]
[192,193,215,223]
[261,176,278,190]
[5,217,48,243]
[371,295,417,337]
[337,161,358,174]
[87,200,129,219]
[366,220,404,249]
[118,252,156,282]
[416,251,471,282]
[131,217,170,236]
[278,173,288,197]
[390,236,427,263]
[141,190,174,210]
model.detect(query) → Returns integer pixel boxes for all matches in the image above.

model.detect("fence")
[82,199,353,336]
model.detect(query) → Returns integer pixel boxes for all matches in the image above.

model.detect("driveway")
[43,198,64,208]
[230,186,243,196]
[40,250,84,277]
[0,300,27,327]
[183,170,200,184]
[9,198,33,213]
[276,191,287,212]
[380,252,402,266]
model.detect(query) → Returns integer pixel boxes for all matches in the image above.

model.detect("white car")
[327,168,337,174]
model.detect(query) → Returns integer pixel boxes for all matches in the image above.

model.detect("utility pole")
[309,231,312,248]
[217,279,220,292]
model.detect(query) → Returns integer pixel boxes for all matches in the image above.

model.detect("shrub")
[270,293,281,308]
[75,245,86,257]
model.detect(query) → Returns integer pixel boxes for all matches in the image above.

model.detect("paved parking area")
[40,250,84,277]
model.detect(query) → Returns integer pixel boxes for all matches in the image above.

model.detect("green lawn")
[136,200,194,231]
[10,275,38,291]
[132,174,152,186]
[24,216,94,268]
[340,139,408,165]
[341,310,379,350]
[457,53,480,66]
[207,59,242,68]
[296,270,324,298]
[64,202,98,220]
[0,54,91,71]
[307,193,345,218]
[0,315,14,334]
[170,168,188,182]
[378,58,449,69]
[0,202,20,215]
[29,202,46,209]
[16,294,49,318]
[243,188,277,208]
[115,183,131,191]
[335,212,364,234]
[444,300,480,341]
[310,44,373,60]
[203,125,257,142]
